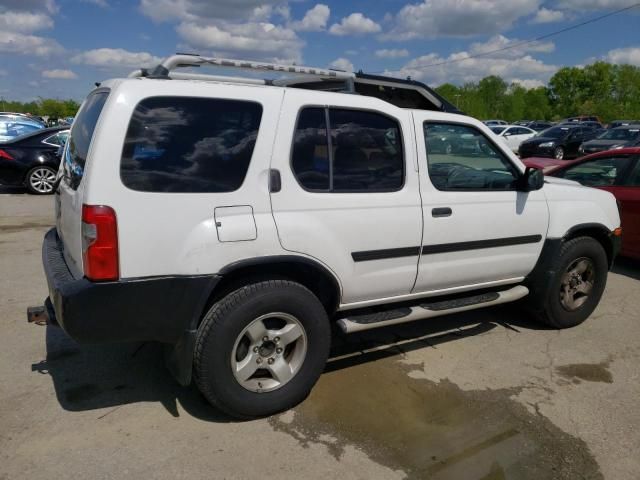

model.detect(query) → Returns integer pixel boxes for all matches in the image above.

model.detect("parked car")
[608,120,640,129]
[526,121,555,132]
[566,116,602,124]
[29,54,621,419]
[513,120,531,126]
[519,125,601,160]
[544,148,639,260]
[579,126,640,155]
[0,118,45,142]
[483,119,508,126]
[426,123,487,155]
[0,126,69,194]
[489,125,537,153]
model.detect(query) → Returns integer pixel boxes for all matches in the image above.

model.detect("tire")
[553,146,564,160]
[531,237,608,329]
[194,280,331,419]
[26,166,57,195]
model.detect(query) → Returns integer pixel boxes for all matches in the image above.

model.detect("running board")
[337,285,529,334]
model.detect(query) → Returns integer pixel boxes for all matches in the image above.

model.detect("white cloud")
[72,48,163,68]
[291,4,330,32]
[387,49,557,87]
[138,0,287,23]
[531,8,565,23]
[42,69,78,79]
[0,31,64,56]
[0,11,53,33]
[329,13,381,36]
[176,21,303,63]
[603,46,640,66]
[329,57,354,72]
[510,78,545,89]
[556,0,638,10]
[383,0,541,40]
[469,35,554,58]
[375,48,409,59]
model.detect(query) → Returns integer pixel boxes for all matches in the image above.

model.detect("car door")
[554,154,639,258]
[565,128,587,157]
[413,115,549,293]
[270,89,423,306]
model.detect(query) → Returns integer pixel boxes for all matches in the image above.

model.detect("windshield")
[597,128,640,141]
[490,126,506,134]
[538,127,572,139]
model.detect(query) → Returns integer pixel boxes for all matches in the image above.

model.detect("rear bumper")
[41,228,220,344]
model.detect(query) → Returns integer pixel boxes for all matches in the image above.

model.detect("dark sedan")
[518,125,600,160]
[525,121,554,132]
[0,126,69,194]
[579,126,640,155]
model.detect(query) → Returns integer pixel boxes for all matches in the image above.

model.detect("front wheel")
[194,280,331,419]
[553,146,564,160]
[531,237,608,329]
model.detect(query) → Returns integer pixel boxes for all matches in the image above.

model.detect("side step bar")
[337,285,529,334]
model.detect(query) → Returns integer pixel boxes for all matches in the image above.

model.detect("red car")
[526,148,640,259]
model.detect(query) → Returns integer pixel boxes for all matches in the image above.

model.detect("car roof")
[1,125,68,144]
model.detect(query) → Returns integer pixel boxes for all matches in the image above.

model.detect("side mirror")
[519,166,544,192]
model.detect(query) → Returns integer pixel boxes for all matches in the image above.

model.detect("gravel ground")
[1,190,639,479]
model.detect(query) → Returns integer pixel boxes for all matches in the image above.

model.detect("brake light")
[82,204,119,281]
[0,149,14,160]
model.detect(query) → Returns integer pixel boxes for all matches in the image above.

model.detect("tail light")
[82,205,119,281]
[0,149,14,160]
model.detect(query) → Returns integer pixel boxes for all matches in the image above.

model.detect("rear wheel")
[531,237,608,329]
[194,280,331,419]
[26,166,56,195]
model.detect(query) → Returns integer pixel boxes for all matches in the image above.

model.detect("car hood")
[543,176,580,186]
[522,136,560,146]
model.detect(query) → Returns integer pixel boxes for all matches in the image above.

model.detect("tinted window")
[291,108,329,190]
[540,127,572,139]
[64,91,109,189]
[121,97,262,193]
[291,107,404,192]
[424,122,518,191]
[555,156,632,187]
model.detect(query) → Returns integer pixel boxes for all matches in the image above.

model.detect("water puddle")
[270,353,602,479]
[555,359,613,384]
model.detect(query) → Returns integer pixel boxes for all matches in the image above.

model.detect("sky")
[0,0,639,101]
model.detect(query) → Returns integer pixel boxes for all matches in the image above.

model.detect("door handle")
[432,207,452,218]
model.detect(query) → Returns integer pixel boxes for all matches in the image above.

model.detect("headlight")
[539,142,555,148]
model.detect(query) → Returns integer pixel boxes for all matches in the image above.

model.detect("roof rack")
[129,53,460,113]
[129,53,356,91]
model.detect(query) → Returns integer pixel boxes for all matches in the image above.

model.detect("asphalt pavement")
[1,191,639,479]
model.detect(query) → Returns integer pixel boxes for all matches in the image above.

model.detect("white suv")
[29,55,622,418]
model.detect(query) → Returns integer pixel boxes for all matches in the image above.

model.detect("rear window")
[64,91,109,189]
[120,96,262,193]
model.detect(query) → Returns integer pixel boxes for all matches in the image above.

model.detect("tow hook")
[27,306,49,326]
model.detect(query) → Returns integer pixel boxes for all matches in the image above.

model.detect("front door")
[413,116,549,294]
[270,90,423,306]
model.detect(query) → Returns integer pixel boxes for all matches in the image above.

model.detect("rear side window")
[291,107,404,192]
[121,97,262,193]
[64,91,109,189]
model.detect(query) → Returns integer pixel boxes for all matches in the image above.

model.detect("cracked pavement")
[1,192,640,479]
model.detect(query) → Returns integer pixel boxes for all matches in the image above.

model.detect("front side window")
[291,107,404,192]
[554,156,633,187]
[424,122,519,191]
[121,96,262,193]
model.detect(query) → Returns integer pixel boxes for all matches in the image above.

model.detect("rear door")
[270,89,423,306]
[56,90,109,277]
[617,158,640,258]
